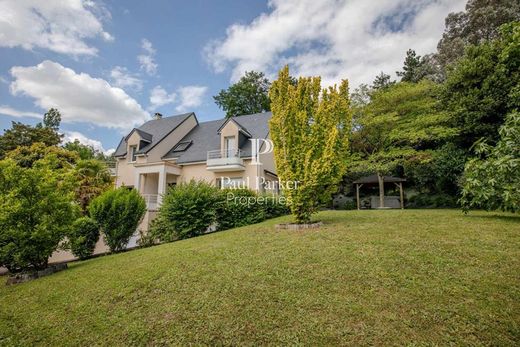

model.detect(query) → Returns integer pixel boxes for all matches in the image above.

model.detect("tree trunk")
[377,172,385,208]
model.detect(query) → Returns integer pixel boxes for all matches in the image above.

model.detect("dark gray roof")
[163,112,272,163]
[113,112,193,157]
[353,174,406,184]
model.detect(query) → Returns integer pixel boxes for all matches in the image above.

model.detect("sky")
[0,0,466,154]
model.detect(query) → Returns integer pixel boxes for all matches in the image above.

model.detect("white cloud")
[110,66,143,91]
[175,86,207,112]
[205,0,466,87]
[138,38,158,75]
[149,86,176,110]
[10,60,149,130]
[0,105,41,119]
[63,130,114,155]
[0,0,113,56]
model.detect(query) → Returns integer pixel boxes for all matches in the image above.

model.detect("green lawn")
[1,210,519,346]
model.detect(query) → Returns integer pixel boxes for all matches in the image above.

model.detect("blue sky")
[0,0,466,153]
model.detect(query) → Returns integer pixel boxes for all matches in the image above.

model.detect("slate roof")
[113,112,194,157]
[163,112,272,164]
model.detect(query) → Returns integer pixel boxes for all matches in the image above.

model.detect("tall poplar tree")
[269,66,352,224]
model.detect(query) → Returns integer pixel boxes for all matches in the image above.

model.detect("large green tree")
[0,108,63,159]
[214,71,271,117]
[0,155,79,272]
[350,80,458,207]
[437,0,520,69]
[269,66,352,223]
[442,22,520,149]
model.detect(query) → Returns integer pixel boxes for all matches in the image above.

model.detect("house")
[48,111,278,263]
[115,111,278,228]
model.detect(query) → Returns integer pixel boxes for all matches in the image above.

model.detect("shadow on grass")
[464,213,520,223]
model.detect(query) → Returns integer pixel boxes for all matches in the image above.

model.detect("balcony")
[207,149,245,172]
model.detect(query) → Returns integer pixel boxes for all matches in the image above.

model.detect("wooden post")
[356,184,360,210]
[399,182,404,209]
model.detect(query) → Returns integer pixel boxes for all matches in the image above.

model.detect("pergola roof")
[353,174,406,184]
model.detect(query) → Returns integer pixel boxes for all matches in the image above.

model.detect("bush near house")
[88,188,146,252]
[68,217,100,260]
[150,181,288,243]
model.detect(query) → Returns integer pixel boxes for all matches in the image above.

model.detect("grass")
[1,210,519,346]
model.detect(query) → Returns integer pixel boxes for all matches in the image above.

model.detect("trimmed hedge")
[69,217,100,260]
[150,181,288,243]
[89,187,146,252]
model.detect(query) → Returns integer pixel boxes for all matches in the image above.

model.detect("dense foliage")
[0,157,78,272]
[0,108,63,159]
[68,217,100,260]
[89,188,146,252]
[442,22,520,148]
[460,112,520,213]
[150,182,288,242]
[269,66,352,223]
[74,159,112,214]
[150,181,220,241]
[214,71,271,118]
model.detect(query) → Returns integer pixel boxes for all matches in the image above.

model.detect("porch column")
[399,182,404,209]
[134,172,142,193]
[158,168,167,204]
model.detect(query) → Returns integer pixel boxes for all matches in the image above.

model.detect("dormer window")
[129,145,137,162]
[171,141,192,152]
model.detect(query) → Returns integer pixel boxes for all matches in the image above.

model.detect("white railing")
[141,194,159,210]
[207,148,241,160]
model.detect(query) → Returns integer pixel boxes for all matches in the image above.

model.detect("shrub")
[151,180,220,241]
[0,158,78,273]
[216,189,266,230]
[88,187,146,252]
[68,217,100,259]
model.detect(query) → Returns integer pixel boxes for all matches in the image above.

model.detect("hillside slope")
[1,210,519,345]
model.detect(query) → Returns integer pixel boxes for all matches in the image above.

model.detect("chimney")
[154,112,163,120]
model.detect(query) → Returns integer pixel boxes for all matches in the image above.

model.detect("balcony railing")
[206,149,245,172]
[141,194,159,210]
[207,149,241,160]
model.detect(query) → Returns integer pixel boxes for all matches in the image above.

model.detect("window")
[171,141,192,152]
[224,136,236,157]
[129,145,137,162]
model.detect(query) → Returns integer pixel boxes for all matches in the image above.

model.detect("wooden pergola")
[353,174,406,210]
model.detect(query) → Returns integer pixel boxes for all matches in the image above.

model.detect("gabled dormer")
[217,117,252,156]
[125,128,153,162]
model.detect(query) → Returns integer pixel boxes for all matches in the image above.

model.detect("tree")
[6,142,78,169]
[88,188,146,252]
[63,140,96,160]
[396,49,421,82]
[269,66,352,223]
[0,157,79,272]
[371,72,395,90]
[43,108,61,130]
[214,71,271,117]
[442,22,520,149]
[350,80,458,207]
[0,109,63,159]
[460,112,520,213]
[437,0,520,69]
[74,159,113,215]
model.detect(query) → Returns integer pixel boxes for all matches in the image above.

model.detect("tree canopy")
[214,71,271,117]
